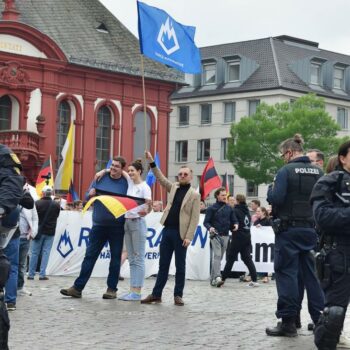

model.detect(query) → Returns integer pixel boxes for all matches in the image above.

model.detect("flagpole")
[140,55,148,153]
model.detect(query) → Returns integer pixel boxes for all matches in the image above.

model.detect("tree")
[227,94,348,185]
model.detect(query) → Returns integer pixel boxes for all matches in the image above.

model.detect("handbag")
[34,201,54,240]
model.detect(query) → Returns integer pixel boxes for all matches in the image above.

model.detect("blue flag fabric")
[106,159,112,169]
[137,1,201,74]
[146,152,160,187]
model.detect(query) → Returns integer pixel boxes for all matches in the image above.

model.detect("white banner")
[46,212,275,280]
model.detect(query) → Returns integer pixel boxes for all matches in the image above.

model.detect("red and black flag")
[36,156,54,197]
[200,157,222,200]
[83,194,145,219]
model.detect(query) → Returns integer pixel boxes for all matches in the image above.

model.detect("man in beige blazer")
[141,151,200,306]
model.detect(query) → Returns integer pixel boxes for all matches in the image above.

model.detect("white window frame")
[337,107,348,130]
[310,62,321,85]
[197,139,210,161]
[224,102,236,123]
[226,60,240,82]
[249,99,260,116]
[221,138,229,160]
[175,140,188,162]
[201,104,212,124]
[202,63,216,85]
[334,67,345,90]
[178,106,189,126]
[246,181,258,197]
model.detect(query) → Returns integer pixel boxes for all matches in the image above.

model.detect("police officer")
[265,134,324,337]
[0,144,25,349]
[310,140,350,350]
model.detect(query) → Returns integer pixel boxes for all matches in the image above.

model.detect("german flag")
[83,194,145,219]
[200,157,222,200]
[36,156,54,197]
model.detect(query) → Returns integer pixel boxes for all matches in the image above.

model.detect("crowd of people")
[2,137,350,350]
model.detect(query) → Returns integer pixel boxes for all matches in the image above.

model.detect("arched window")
[56,100,71,169]
[0,96,11,130]
[96,106,111,171]
[133,110,151,160]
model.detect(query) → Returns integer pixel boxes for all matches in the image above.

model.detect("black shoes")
[266,320,297,337]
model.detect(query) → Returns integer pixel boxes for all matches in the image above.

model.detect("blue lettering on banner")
[100,250,111,259]
[78,227,91,247]
[57,230,74,258]
[145,252,160,259]
[146,228,163,248]
[191,226,207,248]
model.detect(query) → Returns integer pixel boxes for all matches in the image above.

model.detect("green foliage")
[227,94,348,185]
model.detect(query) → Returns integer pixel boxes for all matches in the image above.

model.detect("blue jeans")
[4,237,20,304]
[152,227,187,298]
[74,225,124,292]
[124,218,147,288]
[28,234,54,278]
[274,228,324,321]
[18,238,30,289]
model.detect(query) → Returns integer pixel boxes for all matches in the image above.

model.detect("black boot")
[266,318,297,337]
[295,313,302,329]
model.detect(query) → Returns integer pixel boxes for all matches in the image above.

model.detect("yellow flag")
[54,123,75,191]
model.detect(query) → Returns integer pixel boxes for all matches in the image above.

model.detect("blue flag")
[106,159,112,169]
[146,152,160,187]
[137,1,201,74]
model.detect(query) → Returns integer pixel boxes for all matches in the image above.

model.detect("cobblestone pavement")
[8,276,350,350]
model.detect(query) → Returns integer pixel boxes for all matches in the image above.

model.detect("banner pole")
[140,55,148,153]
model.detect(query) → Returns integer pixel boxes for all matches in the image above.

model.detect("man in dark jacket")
[221,194,258,287]
[204,187,238,287]
[27,186,60,280]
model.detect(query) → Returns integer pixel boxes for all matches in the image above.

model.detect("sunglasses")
[178,172,189,177]
[280,150,290,159]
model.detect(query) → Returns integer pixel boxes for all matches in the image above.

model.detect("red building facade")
[0,1,180,197]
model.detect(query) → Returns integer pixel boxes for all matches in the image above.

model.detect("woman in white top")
[98,159,151,301]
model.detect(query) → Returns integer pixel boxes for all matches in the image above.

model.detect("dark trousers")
[222,234,257,282]
[274,228,324,321]
[322,245,350,307]
[152,227,187,298]
[74,225,124,292]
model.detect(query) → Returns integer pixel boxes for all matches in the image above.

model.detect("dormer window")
[96,23,109,33]
[202,62,216,85]
[334,66,345,90]
[310,62,321,85]
[227,60,240,82]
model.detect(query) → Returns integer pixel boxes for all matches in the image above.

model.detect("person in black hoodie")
[221,194,258,287]
[204,187,238,287]
[253,207,272,227]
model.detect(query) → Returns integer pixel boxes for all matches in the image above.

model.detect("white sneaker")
[247,282,259,287]
[338,334,350,349]
[18,288,32,296]
[215,277,224,288]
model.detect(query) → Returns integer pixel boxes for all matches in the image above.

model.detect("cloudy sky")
[99,0,350,54]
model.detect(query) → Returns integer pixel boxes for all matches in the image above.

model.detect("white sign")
[46,212,275,280]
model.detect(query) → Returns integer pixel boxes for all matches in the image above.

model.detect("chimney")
[2,0,20,21]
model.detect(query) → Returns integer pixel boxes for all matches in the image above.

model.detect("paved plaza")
[9,276,350,350]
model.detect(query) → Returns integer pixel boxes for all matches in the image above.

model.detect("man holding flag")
[60,157,128,300]
[141,151,200,306]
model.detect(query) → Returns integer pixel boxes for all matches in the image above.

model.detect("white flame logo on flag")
[157,17,180,55]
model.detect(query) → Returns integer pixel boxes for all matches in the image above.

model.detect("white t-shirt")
[125,178,152,219]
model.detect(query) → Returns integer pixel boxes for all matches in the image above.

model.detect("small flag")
[36,156,54,197]
[83,195,145,219]
[106,159,112,169]
[222,172,230,196]
[137,1,201,74]
[200,157,222,200]
[66,180,79,203]
[146,152,160,187]
[54,122,75,191]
